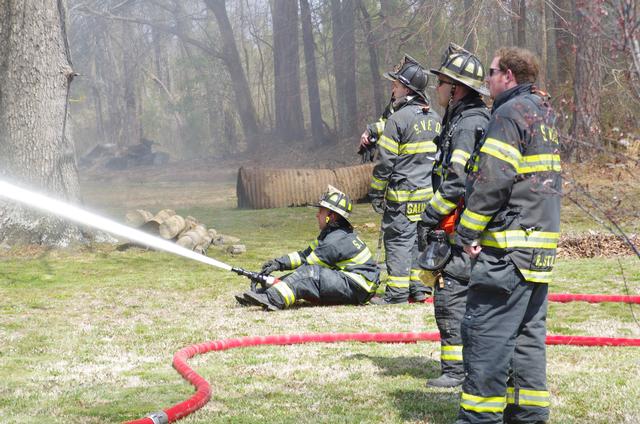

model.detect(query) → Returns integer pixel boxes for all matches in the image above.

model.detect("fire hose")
[126,294,640,424]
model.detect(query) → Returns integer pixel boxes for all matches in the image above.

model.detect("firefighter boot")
[426,374,464,388]
[243,291,280,311]
[235,293,251,306]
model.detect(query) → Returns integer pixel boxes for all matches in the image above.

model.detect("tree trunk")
[554,0,575,85]
[204,0,261,141]
[0,0,85,245]
[300,0,329,145]
[330,0,358,139]
[539,0,548,89]
[570,0,603,161]
[121,19,142,147]
[356,0,385,113]
[516,0,527,47]
[271,0,305,142]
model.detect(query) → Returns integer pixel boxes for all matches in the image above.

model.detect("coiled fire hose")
[125,293,640,424]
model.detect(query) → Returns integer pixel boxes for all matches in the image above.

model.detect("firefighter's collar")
[492,83,533,111]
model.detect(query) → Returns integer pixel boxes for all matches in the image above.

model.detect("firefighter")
[369,54,442,304]
[454,47,561,424]
[238,185,380,311]
[417,43,490,388]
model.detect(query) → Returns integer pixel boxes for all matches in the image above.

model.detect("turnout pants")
[265,265,370,309]
[434,273,468,378]
[456,250,549,424]
[382,209,430,303]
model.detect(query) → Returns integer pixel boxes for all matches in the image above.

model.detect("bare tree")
[300,0,329,145]
[356,0,385,113]
[0,0,85,245]
[271,0,305,142]
[570,0,604,160]
[330,0,357,139]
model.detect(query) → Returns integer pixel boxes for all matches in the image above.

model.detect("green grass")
[0,172,638,423]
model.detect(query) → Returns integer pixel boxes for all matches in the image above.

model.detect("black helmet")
[384,54,430,102]
[430,43,489,96]
[317,185,353,220]
[417,230,451,271]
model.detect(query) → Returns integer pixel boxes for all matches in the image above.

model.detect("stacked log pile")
[124,209,245,255]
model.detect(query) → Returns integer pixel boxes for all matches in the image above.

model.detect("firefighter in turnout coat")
[417,43,490,388]
[454,47,561,424]
[240,186,380,311]
[369,54,442,304]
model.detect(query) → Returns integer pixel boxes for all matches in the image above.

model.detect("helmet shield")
[430,43,489,96]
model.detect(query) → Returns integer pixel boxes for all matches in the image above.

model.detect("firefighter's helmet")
[317,185,353,220]
[430,43,489,96]
[384,54,430,102]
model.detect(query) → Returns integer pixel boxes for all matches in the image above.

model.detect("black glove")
[260,259,281,275]
[417,221,432,252]
[371,197,385,214]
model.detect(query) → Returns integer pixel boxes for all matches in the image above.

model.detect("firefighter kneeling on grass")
[237,186,380,311]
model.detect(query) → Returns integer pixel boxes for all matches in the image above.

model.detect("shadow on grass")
[348,353,440,379]
[390,388,460,424]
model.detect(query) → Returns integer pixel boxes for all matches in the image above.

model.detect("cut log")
[159,215,186,239]
[153,209,176,223]
[184,216,200,232]
[125,209,153,228]
[177,226,211,250]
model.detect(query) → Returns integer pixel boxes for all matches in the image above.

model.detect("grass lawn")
[1,166,639,423]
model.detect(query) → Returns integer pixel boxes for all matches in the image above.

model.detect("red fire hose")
[125,293,640,424]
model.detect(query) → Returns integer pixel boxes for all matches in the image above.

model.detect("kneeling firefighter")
[237,186,381,311]
[417,43,490,388]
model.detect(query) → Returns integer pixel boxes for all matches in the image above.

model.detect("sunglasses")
[489,68,504,77]
[437,79,453,87]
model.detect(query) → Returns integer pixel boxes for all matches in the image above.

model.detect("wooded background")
[67,0,640,162]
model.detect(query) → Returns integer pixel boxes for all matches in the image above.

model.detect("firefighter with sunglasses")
[417,43,490,388]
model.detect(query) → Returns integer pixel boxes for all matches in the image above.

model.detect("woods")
[61,0,637,161]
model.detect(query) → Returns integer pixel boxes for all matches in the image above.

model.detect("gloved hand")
[417,221,432,252]
[260,259,281,275]
[371,197,385,214]
[359,130,372,151]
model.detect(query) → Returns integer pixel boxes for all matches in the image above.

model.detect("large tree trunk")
[570,0,603,161]
[0,0,85,245]
[554,0,575,85]
[271,0,305,142]
[204,0,261,142]
[300,0,329,145]
[330,0,358,139]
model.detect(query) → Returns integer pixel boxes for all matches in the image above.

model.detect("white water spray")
[0,180,232,271]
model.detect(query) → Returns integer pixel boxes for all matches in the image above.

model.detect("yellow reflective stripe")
[460,392,506,413]
[336,247,372,267]
[450,149,471,167]
[441,345,463,361]
[308,239,319,251]
[481,137,522,170]
[373,121,385,136]
[287,252,302,268]
[519,154,561,173]
[386,188,433,203]
[370,175,387,191]
[430,191,457,215]
[387,275,410,288]
[398,139,437,155]
[379,135,399,155]
[306,251,331,268]
[410,268,422,282]
[480,230,560,249]
[459,209,492,232]
[407,214,423,222]
[343,271,376,293]
[518,268,554,283]
[273,282,295,306]
[506,387,550,407]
